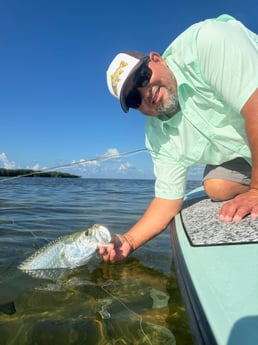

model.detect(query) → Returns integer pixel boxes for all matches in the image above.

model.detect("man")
[100,14,258,262]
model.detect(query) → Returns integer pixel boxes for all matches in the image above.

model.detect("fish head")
[63,225,111,268]
[87,224,111,246]
[64,231,98,267]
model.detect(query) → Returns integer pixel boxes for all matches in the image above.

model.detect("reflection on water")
[0,178,200,344]
[1,259,179,345]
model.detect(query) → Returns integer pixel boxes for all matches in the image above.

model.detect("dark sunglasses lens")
[125,60,152,109]
[126,89,142,109]
[135,64,152,88]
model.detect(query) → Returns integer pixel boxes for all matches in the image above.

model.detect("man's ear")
[149,51,165,64]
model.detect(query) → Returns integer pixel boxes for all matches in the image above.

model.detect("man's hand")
[98,197,183,262]
[98,234,133,262]
[219,189,258,223]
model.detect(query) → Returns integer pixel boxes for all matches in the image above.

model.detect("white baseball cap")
[106,51,148,112]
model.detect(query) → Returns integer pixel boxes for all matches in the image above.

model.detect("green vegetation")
[0,169,80,178]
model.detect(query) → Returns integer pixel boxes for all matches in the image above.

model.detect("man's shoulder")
[196,14,238,45]
[163,14,236,58]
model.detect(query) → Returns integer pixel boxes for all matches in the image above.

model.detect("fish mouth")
[86,224,101,237]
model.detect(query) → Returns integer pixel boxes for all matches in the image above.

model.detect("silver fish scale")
[18,224,111,271]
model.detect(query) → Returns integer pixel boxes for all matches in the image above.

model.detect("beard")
[156,88,180,116]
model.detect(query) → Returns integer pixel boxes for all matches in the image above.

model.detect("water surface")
[0,177,201,344]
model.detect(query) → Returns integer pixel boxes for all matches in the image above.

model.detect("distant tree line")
[0,169,80,178]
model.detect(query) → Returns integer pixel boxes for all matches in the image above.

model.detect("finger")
[98,245,111,255]
[250,205,258,219]
[98,243,114,261]
[109,249,118,262]
[219,201,237,222]
[251,213,258,220]
[232,206,251,223]
[98,247,106,255]
[101,250,113,262]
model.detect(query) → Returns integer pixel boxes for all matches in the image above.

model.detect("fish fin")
[0,301,16,315]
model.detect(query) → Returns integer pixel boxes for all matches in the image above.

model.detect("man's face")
[137,53,180,117]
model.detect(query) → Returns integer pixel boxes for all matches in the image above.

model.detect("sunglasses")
[125,58,152,109]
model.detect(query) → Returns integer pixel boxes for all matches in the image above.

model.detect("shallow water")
[0,177,201,345]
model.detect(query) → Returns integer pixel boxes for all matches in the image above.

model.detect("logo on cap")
[110,60,128,96]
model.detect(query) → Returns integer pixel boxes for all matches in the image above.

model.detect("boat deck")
[182,190,258,246]
[171,187,258,345]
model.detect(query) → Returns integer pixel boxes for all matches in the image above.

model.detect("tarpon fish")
[18,224,111,271]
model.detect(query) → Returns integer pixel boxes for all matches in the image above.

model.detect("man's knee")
[203,179,249,201]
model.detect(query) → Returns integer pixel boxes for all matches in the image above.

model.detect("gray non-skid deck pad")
[181,196,258,246]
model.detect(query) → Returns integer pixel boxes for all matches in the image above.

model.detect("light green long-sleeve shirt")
[145,14,258,199]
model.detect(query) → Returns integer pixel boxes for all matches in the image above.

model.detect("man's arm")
[243,88,258,189]
[219,88,258,222]
[100,196,183,262]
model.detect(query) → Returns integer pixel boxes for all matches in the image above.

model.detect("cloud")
[64,148,143,177]
[0,153,16,169]
[72,148,122,168]
[31,163,41,170]
[70,148,120,169]
[119,161,132,171]
[103,148,120,158]
[0,153,50,171]
[31,163,49,171]
[73,158,98,166]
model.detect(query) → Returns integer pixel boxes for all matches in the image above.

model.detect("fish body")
[18,224,111,271]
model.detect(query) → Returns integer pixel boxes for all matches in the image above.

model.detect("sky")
[0,0,257,179]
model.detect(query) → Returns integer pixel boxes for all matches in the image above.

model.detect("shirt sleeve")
[196,18,258,113]
[152,156,188,200]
